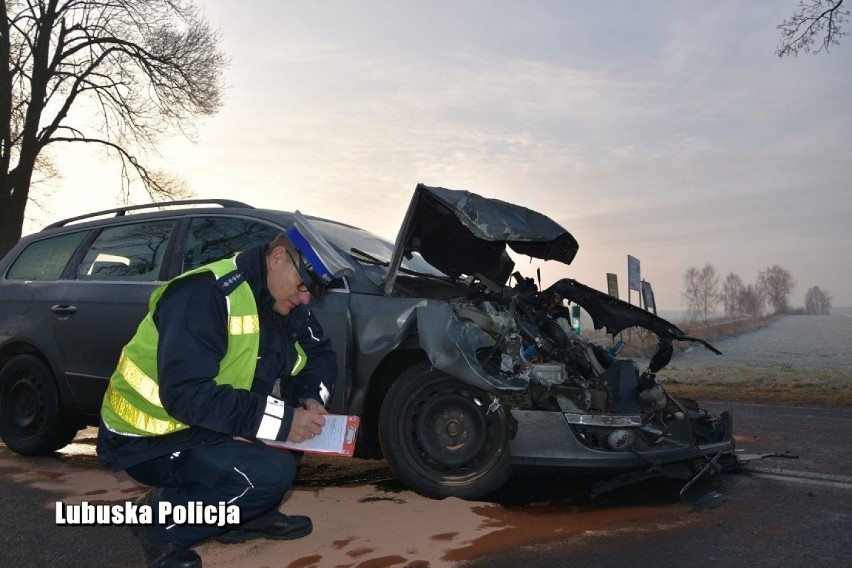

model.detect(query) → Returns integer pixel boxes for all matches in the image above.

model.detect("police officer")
[97,212,354,568]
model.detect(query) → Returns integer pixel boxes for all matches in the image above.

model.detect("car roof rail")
[43,199,255,229]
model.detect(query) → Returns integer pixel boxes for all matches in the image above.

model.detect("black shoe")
[216,510,313,544]
[132,491,202,568]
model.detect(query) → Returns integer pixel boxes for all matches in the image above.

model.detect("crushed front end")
[386,184,734,490]
[418,271,735,476]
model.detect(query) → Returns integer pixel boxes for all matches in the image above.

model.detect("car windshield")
[310,219,445,277]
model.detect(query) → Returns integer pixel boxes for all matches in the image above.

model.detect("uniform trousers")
[126,438,299,548]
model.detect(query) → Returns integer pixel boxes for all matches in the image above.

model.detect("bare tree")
[757,265,796,314]
[681,263,720,323]
[721,272,744,318]
[1,0,227,257]
[804,285,833,314]
[777,0,848,57]
[738,284,766,318]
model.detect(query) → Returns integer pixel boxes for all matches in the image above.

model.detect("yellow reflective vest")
[101,256,307,437]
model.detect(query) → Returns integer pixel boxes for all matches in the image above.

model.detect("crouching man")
[97,212,353,568]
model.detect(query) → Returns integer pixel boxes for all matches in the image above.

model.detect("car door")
[306,281,351,414]
[51,219,176,413]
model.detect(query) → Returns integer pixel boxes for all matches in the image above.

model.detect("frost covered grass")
[660,366,852,407]
[585,314,852,406]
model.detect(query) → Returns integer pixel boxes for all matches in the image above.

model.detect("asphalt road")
[461,401,852,568]
[1,402,850,568]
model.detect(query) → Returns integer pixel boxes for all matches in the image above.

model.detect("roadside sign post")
[570,305,581,333]
[627,255,641,307]
[642,280,657,315]
[606,273,619,299]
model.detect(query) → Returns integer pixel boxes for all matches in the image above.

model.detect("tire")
[379,362,513,500]
[0,355,79,455]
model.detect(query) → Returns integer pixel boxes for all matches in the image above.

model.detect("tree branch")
[777,0,848,57]
[46,133,191,202]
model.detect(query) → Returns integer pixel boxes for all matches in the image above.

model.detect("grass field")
[660,366,852,406]
[587,315,852,407]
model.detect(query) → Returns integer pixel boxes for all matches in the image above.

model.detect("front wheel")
[379,362,513,499]
[0,355,78,455]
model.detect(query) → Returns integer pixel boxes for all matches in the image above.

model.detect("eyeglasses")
[286,250,310,294]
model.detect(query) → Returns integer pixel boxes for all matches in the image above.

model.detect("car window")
[183,217,282,271]
[5,231,89,281]
[77,220,176,281]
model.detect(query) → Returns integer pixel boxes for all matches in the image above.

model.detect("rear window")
[77,220,176,281]
[6,231,88,281]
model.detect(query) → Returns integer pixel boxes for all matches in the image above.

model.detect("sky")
[25,1,852,311]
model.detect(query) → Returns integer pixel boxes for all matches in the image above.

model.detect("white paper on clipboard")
[249,414,360,457]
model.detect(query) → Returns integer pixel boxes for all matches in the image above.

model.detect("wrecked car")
[0,184,733,499]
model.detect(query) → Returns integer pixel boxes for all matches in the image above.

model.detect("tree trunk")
[0,173,30,259]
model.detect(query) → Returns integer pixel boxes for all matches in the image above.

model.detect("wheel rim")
[403,379,503,480]
[2,370,45,435]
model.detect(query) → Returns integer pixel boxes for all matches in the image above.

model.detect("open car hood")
[384,184,579,294]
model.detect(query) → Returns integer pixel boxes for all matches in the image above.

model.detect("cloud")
[32,1,852,307]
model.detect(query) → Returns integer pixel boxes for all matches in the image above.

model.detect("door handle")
[51,305,78,318]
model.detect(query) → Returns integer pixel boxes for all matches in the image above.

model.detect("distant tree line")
[681,263,832,322]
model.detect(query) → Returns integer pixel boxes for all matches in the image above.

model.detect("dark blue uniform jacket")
[97,245,337,471]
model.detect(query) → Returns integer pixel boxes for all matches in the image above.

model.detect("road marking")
[745,466,852,490]
[712,401,852,414]
[750,473,852,490]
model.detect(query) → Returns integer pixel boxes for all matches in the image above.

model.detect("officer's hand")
[301,398,329,415]
[287,408,326,443]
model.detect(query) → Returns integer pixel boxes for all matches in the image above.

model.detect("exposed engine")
[452,271,730,453]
